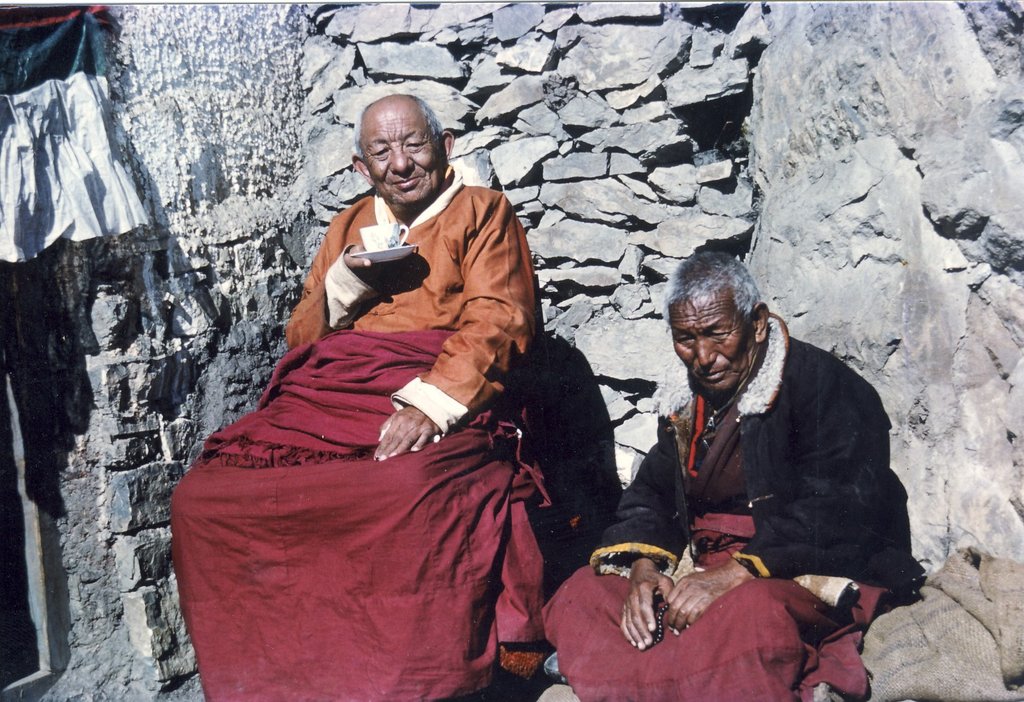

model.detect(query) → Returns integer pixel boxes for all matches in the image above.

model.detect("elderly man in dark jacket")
[543,252,923,702]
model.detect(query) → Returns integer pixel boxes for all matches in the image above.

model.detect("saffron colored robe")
[172,185,543,701]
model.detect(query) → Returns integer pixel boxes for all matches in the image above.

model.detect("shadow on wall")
[511,332,622,597]
[0,239,89,689]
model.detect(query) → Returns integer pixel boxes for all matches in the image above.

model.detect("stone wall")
[748,2,1024,570]
[7,2,1022,699]
[17,5,311,699]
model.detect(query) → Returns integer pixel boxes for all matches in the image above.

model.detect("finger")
[664,585,693,633]
[683,596,710,627]
[628,595,655,648]
[623,604,648,649]
[620,608,638,647]
[382,427,418,459]
[375,416,406,460]
[407,428,435,453]
[344,246,374,269]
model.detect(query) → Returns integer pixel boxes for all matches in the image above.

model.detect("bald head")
[353,95,445,159]
[350,94,455,225]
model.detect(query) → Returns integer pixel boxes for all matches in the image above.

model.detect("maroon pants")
[543,567,886,702]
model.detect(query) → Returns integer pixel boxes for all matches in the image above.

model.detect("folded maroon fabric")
[173,329,545,700]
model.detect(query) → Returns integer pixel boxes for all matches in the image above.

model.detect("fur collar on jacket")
[654,315,790,417]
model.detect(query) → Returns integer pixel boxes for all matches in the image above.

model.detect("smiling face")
[352,96,455,226]
[668,289,768,404]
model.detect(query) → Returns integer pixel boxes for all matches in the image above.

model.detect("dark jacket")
[592,317,923,593]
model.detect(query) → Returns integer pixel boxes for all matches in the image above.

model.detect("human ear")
[751,303,769,343]
[352,155,373,186]
[441,130,455,159]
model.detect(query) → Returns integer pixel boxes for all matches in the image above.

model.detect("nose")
[695,339,717,372]
[390,148,413,174]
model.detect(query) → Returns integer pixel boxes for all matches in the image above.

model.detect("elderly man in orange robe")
[172,94,545,701]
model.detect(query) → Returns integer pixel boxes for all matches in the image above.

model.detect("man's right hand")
[621,558,674,651]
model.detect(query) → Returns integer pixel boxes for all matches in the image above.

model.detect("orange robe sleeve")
[284,202,372,348]
[419,192,535,414]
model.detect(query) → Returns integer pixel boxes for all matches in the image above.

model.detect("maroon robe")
[172,329,545,701]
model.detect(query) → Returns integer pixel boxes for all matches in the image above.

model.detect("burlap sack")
[862,547,1024,702]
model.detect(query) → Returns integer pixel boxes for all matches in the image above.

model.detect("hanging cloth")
[0,6,148,262]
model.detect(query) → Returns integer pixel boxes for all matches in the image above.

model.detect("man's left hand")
[375,406,440,461]
[662,558,754,633]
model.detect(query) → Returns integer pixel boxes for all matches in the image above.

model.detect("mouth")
[391,177,421,192]
[698,369,726,382]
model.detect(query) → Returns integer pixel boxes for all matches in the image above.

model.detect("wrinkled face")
[352,96,454,225]
[669,290,768,403]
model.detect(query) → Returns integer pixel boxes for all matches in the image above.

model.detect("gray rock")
[358,42,463,80]
[302,40,357,112]
[643,255,681,280]
[649,164,699,203]
[619,244,644,281]
[514,103,567,139]
[540,179,686,225]
[615,412,659,452]
[542,152,609,181]
[451,151,494,188]
[577,120,689,162]
[91,289,136,350]
[490,135,559,186]
[558,293,610,309]
[537,209,566,228]
[664,56,750,107]
[504,186,539,207]
[341,5,413,43]
[113,528,172,591]
[333,81,476,131]
[454,18,495,46]
[450,126,509,159]
[305,123,354,181]
[495,34,554,73]
[609,153,645,176]
[123,580,196,680]
[463,54,514,97]
[696,160,733,184]
[408,3,500,35]
[529,219,628,263]
[631,211,753,258]
[605,76,661,111]
[622,101,672,125]
[104,432,162,471]
[558,21,690,92]
[330,169,373,205]
[549,297,596,341]
[576,3,663,23]
[493,3,545,42]
[537,7,575,33]
[613,283,654,320]
[689,27,726,68]
[558,92,620,129]
[600,385,635,424]
[698,180,754,218]
[159,417,197,462]
[726,2,771,58]
[617,175,659,202]
[108,462,184,534]
[537,266,621,290]
[476,74,546,124]
[575,316,671,382]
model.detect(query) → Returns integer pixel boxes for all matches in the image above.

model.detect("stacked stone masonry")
[5,2,1019,699]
